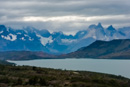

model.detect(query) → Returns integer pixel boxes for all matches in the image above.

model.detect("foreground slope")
[0,64,129,87]
[61,39,130,59]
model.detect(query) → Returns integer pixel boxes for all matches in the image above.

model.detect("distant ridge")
[0,51,56,60]
[60,39,130,59]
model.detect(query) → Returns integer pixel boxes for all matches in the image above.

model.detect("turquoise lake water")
[8,58,130,78]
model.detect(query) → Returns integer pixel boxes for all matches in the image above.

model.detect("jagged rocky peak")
[88,23,103,29]
[96,23,104,29]
[107,25,116,31]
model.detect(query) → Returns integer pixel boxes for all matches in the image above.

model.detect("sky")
[0,0,130,35]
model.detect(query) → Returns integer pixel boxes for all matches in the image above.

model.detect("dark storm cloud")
[0,0,130,34]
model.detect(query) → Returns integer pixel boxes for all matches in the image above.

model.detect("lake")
[8,58,130,78]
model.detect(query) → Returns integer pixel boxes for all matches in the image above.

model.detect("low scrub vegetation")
[0,64,129,87]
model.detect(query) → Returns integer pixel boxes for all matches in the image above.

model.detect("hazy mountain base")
[0,64,129,87]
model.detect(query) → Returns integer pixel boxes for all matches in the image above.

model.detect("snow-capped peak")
[97,23,103,28]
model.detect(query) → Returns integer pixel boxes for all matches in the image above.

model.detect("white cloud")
[0,0,130,34]
[23,16,90,22]
[23,15,130,22]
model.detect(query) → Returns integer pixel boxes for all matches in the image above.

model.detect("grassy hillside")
[0,64,129,87]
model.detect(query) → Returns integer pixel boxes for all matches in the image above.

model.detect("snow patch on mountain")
[9,34,17,41]
[24,34,28,37]
[0,31,3,34]
[80,32,85,35]
[61,39,77,43]
[36,34,53,46]
[21,37,26,41]
[29,37,34,41]
[1,34,17,41]
[17,32,22,34]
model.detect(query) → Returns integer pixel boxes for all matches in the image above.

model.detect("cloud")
[0,0,130,34]
[22,15,130,22]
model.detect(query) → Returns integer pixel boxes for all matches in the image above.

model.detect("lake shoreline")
[8,58,130,78]
[7,57,130,61]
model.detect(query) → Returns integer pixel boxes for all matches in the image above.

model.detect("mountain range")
[0,23,130,54]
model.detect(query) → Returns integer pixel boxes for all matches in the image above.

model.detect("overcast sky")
[0,0,130,34]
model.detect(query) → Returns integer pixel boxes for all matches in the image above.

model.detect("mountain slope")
[119,27,130,38]
[61,39,130,59]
